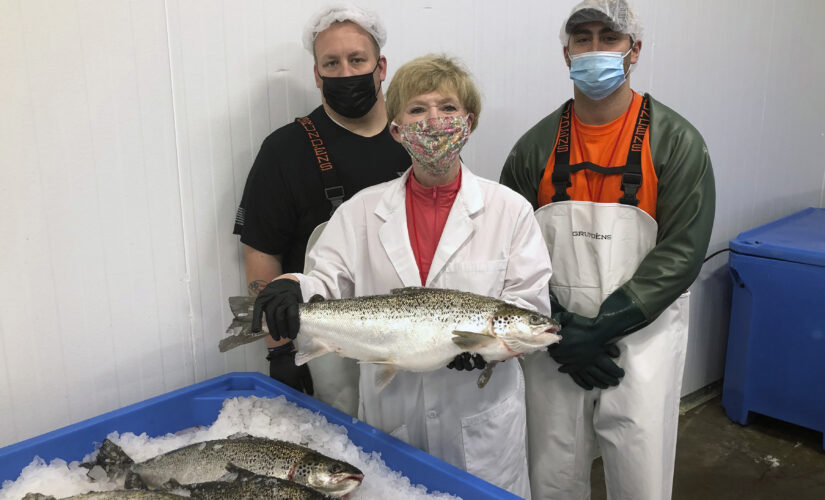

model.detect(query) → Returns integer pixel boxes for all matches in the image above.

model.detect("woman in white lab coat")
[252,55,552,498]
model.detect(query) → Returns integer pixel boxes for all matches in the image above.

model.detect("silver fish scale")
[133,437,355,489]
[301,288,505,325]
[294,288,553,373]
[173,473,330,500]
[22,492,186,499]
[220,287,561,367]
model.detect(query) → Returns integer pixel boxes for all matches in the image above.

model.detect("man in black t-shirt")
[233,4,409,396]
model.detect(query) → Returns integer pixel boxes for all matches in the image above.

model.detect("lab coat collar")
[374,163,483,221]
[376,163,484,287]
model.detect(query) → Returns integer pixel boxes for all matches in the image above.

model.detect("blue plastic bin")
[0,372,520,499]
[722,207,825,449]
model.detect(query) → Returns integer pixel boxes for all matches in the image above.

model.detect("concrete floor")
[589,395,825,500]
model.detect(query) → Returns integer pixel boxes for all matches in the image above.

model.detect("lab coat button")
[427,410,438,419]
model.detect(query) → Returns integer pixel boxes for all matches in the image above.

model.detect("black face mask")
[320,62,380,119]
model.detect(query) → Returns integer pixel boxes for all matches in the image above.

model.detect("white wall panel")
[2,0,824,447]
[642,0,825,392]
[372,0,576,181]
[164,0,296,380]
[0,0,191,446]
[0,0,48,445]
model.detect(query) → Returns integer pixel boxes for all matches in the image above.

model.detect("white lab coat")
[294,165,552,499]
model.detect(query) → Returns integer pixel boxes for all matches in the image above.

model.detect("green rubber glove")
[558,344,623,390]
[549,290,567,321]
[548,288,647,389]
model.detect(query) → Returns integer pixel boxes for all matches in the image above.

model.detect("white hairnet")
[559,0,643,46]
[303,3,387,54]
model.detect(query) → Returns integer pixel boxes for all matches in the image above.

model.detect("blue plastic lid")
[730,208,825,267]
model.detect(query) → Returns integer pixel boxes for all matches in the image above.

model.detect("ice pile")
[0,396,461,500]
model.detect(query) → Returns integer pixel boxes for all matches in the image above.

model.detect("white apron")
[524,201,689,500]
[303,221,360,417]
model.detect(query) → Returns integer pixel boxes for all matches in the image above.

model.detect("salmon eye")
[529,314,542,325]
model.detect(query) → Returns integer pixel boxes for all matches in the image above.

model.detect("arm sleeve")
[235,136,298,255]
[621,104,716,321]
[500,144,543,210]
[500,199,553,316]
[499,109,563,209]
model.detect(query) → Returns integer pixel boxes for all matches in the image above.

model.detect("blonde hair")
[386,55,481,132]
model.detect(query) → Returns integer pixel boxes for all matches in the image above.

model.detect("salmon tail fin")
[219,320,269,352]
[92,438,134,467]
[124,470,147,489]
[219,296,269,352]
[81,438,133,482]
[228,295,255,318]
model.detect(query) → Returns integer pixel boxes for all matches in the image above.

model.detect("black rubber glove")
[267,342,314,395]
[251,279,302,341]
[447,352,488,371]
[548,288,647,389]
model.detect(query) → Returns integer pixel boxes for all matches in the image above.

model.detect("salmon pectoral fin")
[368,363,399,392]
[162,478,184,490]
[451,331,497,351]
[294,344,331,366]
[225,463,256,477]
[476,361,500,388]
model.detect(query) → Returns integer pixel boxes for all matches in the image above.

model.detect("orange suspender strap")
[550,100,574,202]
[295,116,345,215]
[550,96,651,206]
[620,95,650,206]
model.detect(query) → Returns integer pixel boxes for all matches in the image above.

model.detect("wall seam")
[163,0,198,382]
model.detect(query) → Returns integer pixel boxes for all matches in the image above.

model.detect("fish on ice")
[84,434,363,498]
[22,492,186,499]
[220,287,561,389]
[162,464,332,499]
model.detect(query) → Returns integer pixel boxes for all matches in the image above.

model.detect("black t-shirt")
[234,105,410,273]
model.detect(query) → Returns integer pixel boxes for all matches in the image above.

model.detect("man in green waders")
[501,1,715,498]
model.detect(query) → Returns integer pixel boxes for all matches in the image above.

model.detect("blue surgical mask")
[568,47,632,100]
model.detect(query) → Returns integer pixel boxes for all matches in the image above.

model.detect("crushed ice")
[0,396,461,500]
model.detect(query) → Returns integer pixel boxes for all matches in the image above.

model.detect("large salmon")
[85,435,362,498]
[220,287,561,389]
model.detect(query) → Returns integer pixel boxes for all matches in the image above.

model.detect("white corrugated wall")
[1,0,824,447]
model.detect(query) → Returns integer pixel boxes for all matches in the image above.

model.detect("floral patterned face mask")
[395,115,471,177]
